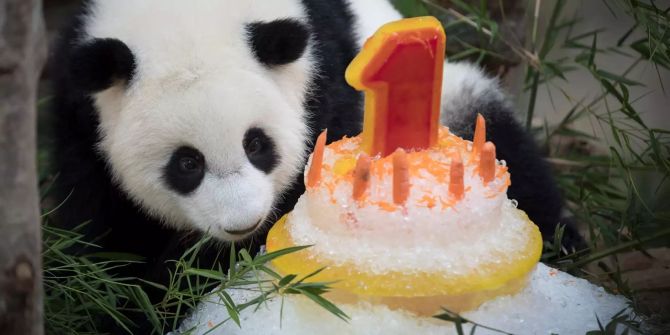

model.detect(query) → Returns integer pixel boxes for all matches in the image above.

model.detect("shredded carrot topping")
[306,130,328,188]
[378,201,397,212]
[440,196,455,210]
[420,195,437,209]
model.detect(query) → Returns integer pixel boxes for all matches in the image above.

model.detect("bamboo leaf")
[290,288,349,321]
[220,291,241,327]
[184,268,226,281]
[254,245,311,264]
[278,274,297,287]
[595,70,643,86]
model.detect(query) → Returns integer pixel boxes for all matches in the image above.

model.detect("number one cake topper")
[345,16,446,157]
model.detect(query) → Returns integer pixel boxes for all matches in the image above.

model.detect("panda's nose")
[224,220,262,236]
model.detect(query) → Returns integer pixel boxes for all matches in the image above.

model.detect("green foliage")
[43,224,143,335]
[155,241,346,334]
[44,227,343,334]
[585,309,643,335]
[391,0,430,17]
[42,213,343,334]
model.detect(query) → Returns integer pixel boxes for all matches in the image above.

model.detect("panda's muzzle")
[224,220,262,236]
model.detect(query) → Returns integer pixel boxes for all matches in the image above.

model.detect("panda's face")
[74,0,314,241]
[101,75,307,241]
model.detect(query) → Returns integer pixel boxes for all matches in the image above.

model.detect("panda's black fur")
[49,0,580,333]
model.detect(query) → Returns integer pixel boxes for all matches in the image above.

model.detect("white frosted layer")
[309,133,510,218]
[174,263,634,335]
[286,198,531,274]
[303,174,508,242]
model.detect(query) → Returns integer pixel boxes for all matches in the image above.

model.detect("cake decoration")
[346,17,444,156]
[265,16,542,313]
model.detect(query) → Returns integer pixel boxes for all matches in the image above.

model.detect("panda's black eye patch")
[164,146,206,195]
[243,128,279,174]
[247,19,310,66]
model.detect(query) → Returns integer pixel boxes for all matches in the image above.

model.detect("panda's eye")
[164,146,205,195]
[243,128,279,174]
[179,157,199,173]
[244,137,263,156]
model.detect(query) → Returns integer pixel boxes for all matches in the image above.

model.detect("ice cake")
[266,17,541,314]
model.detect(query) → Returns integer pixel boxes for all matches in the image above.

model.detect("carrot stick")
[352,153,372,201]
[392,148,410,205]
[449,152,464,200]
[479,141,496,184]
[472,114,486,154]
[306,130,328,188]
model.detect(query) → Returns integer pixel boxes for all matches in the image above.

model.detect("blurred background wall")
[532,0,669,132]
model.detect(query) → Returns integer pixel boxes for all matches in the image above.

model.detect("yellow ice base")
[266,210,542,301]
[325,273,530,315]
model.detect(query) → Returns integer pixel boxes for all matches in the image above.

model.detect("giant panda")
[50,0,578,332]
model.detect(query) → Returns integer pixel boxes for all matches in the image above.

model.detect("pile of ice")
[173,263,633,335]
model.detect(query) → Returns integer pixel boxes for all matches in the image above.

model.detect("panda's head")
[69,1,314,241]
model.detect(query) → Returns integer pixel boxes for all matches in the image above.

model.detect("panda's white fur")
[84,0,316,240]
[346,0,404,45]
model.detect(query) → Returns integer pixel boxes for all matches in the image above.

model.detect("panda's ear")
[247,19,310,66]
[68,38,136,92]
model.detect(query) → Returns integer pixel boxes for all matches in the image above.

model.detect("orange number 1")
[345,17,446,157]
